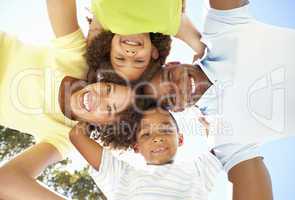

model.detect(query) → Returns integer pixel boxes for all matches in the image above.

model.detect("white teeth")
[83,92,90,112]
[152,147,165,153]
[124,40,141,46]
[190,77,196,94]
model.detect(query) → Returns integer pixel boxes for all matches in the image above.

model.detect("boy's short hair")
[134,103,180,137]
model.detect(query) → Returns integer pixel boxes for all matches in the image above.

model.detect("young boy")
[70,106,223,200]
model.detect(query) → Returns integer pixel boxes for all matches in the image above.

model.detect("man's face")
[135,109,183,165]
[148,63,202,111]
[70,82,134,124]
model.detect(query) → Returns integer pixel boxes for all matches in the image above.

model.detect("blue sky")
[0,0,294,199]
[234,1,295,199]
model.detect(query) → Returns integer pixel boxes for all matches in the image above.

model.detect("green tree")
[0,126,107,200]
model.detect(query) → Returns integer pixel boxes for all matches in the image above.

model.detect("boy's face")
[135,109,183,165]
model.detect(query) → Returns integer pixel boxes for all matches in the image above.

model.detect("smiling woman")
[59,77,135,124]
[0,0,149,199]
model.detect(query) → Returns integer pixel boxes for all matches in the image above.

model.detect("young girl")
[86,0,206,81]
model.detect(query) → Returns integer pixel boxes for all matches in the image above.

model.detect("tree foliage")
[0,126,107,200]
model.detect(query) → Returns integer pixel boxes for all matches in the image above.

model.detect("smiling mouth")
[190,76,197,95]
[151,147,168,154]
[120,36,143,46]
[80,91,93,112]
[123,40,142,46]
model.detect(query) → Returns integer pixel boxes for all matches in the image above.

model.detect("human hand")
[192,42,207,63]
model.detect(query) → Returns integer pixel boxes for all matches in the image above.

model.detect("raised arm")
[46,0,79,37]
[69,122,103,170]
[0,143,66,200]
[175,14,206,60]
[209,0,249,10]
[229,157,273,200]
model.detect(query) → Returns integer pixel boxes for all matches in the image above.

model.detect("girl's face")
[110,33,159,81]
[87,18,159,81]
[70,82,134,124]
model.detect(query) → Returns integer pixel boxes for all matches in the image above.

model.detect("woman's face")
[70,82,134,124]
[110,34,159,81]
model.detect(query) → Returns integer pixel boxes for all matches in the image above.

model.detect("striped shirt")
[90,150,222,200]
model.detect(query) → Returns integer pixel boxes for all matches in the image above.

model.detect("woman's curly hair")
[86,98,180,150]
[86,31,171,86]
[86,97,158,150]
[87,106,141,150]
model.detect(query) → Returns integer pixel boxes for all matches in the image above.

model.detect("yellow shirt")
[0,30,88,158]
[91,0,182,35]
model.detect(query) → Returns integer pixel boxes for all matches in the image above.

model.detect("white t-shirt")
[90,149,222,200]
[181,5,295,146]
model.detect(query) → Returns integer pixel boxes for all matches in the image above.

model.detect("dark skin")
[209,0,249,10]
[228,157,273,200]
[147,63,272,199]
[145,63,212,112]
